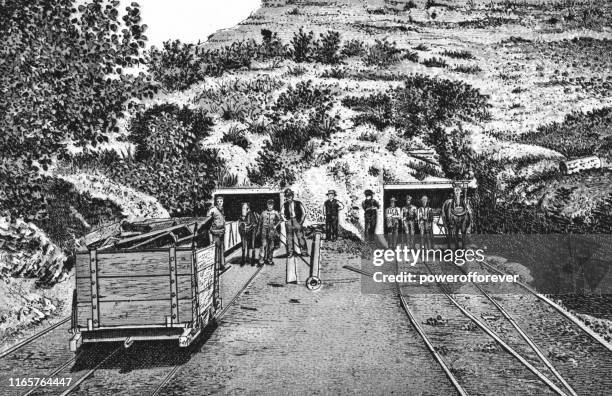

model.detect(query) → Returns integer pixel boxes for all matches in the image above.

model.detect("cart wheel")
[306,276,322,291]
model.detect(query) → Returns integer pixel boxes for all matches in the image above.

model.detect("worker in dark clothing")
[259,199,282,266]
[362,189,379,240]
[207,195,226,271]
[386,196,401,247]
[323,189,344,241]
[282,188,309,257]
[238,202,258,266]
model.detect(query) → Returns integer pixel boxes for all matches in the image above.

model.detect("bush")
[421,57,448,68]
[343,93,394,130]
[413,43,429,51]
[402,50,420,63]
[291,28,316,63]
[363,39,402,67]
[1,0,156,220]
[320,67,349,79]
[146,40,201,91]
[344,74,490,145]
[518,107,612,158]
[453,65,482,74]
[358,131,379,142]
[221,126,251,150]
[386,138,401,153]
[274,80,334,113]
[247,141,296,187]
[341,39,367,57]
[259,29,288,59]
[441,49,475,59]
[314,31,342,64]
[129,104,213,161]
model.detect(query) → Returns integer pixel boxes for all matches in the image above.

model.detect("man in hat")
[323,189,344,241]
[402,195,417,248]
[417,195,434,250]
[207,195,226,270]
[282,188,309,257]
[259,199,282,266]
[362,189,379,239]
[385,197,401,247]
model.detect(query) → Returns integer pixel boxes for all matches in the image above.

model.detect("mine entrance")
[213,188,283,221]
[382,181,476,235]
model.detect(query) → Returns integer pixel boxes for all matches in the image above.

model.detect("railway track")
[0,317,70,360]
[395,251,612,395]
[150,263,264,396]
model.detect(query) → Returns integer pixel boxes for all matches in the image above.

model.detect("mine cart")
[69,218,236,352]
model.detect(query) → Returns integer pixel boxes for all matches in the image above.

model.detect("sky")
[135,0,262,47]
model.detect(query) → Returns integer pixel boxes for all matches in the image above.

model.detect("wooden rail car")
[69,218,242,352]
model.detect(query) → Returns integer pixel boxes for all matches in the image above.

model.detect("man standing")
[208,195,226,271]
[238,202,258,266]
[259,199,282,266]
[385,197,401,247]
[323,189,343,241]
[282,188,309,257]
[362,189,379,239]
[417,195,434,250]
[402,195,417,247]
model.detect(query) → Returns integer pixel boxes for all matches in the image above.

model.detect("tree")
[0,0,157,220]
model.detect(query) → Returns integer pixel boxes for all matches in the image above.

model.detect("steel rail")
[0,317,70,360]
[451,263,578,396]
[420,260,568,396]
[479,259,612,353]
[150,264,264,396]
[20,353,82,396]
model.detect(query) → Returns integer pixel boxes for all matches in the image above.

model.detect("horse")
[441,185,472,250]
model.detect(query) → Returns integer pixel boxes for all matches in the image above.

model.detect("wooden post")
[169,246,179,325]
[286,254,298,284]
[89,250,99,329]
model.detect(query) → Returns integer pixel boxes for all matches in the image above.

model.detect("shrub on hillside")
[1,0,156,221]
[291,28,316,63]
[342,75,489,146]
[518,107,612,158]
[146,40,201,91]
[314,31,342,64]
[363,39,402,67]
[129,104,213,161]
[453,64,482,74]
[341,39,367,57]
[221,127,251,150]
[441,49,475,59]
[273,80,334,114]
[421,57,448,68]
[247,141,296,187]
[259,29,288,59]
[342,93,394,130]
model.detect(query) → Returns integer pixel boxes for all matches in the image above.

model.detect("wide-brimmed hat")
[327,189,336,196]
[364,189,374,196]
[390,197,397,202]
[266,199,275,205]
[284,188,294,197]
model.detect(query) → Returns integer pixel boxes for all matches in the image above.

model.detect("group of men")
[206,188,309,268]
[362,190,435,248]
[206,187,435,270]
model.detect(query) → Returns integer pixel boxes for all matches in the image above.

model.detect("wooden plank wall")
[75,248,194,328]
